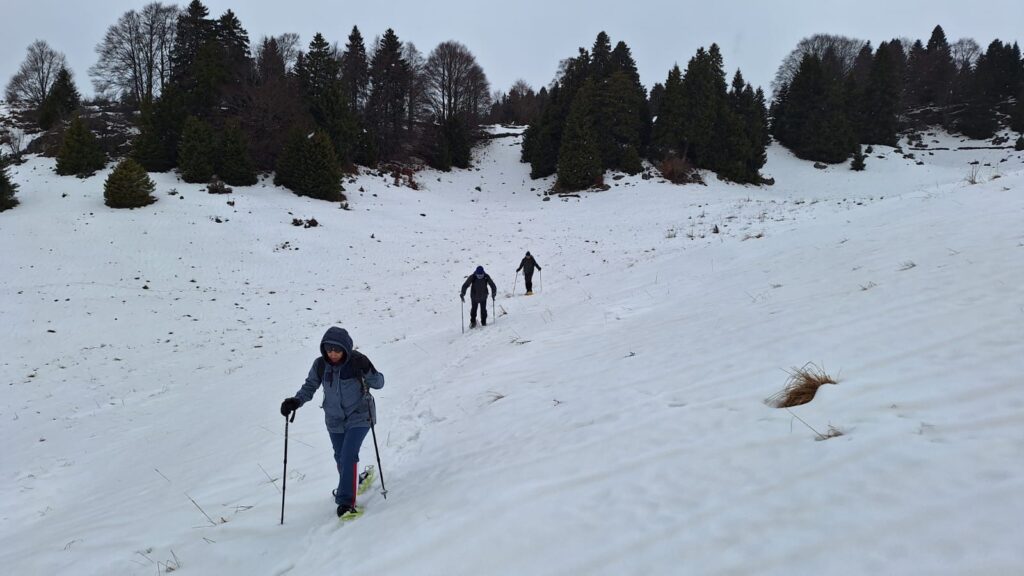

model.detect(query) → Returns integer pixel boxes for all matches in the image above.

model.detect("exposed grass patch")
[765,362,838,408]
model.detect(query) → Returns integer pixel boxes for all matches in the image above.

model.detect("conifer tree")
[602,71,646,172]
[167,0,233,122]
[366,29,411,161]
[648,82,665,119]
[425,116,472,171]
[274,126,307,192]
[750,87,770,168]
[299,33,338,102]
[721,71,769,183]
[773,54,855,163]
[904,40,928,108]
[340,26,370,111]
[354,122,379,167]
[906,27,956,109]
[957,96,999,139]
[523,86,563,178]
[844,58,869,141]
[298,131,344,201]
[769,82,790,142]
[133,88,188,172]
[611,41,652,152]
[39,67,80,130]
[850,143,866,170]
[679,45,728,167]
[0,162,19,212]
[1011,91,1024,133]
[170,1,215,90]
[214,9,251,92]
[975,40,1023,106]
[619,145,642,175]
[275,128,343,200]
[255,36,286,82]
[590,32,613,80]
[922,25,956,107]
[104,158,157,208]
[886,38,908,98]
[218,118,256,185]
[651,65,686,158]
[56,115,106,177]
[711,104,747,182]
[178,115,216,183]
[316,81,360,168]
[861,42,901,146]
[557,80,602,191]
[523,49,590,179]
[849,43,874,89]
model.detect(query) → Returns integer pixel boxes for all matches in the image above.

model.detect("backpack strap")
[315,357,326,381]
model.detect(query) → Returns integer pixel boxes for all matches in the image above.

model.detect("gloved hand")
[280,397,300,417]
[460,294,465,302]
[350,353,375,375]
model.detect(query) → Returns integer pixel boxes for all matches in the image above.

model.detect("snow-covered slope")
[2,128,1023,575]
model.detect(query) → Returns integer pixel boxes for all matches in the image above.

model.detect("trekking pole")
[540,269,543,293]
[513,271,519,296]
[492,294,497,324]
[359,376,388,499]
[461,298,465,334]
[280,410,295,525]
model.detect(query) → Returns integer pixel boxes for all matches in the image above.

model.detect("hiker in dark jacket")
[280,326,384,518]
[460,265,497,327]
[516,251,542,295]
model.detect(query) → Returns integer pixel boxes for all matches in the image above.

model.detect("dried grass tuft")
[815,425,845,441]
[765,362,838,408]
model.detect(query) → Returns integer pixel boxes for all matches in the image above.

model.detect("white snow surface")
[2,127,1024,576]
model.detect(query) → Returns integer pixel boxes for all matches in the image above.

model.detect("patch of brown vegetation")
[765,362,838,408]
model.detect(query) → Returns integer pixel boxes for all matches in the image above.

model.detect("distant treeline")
[3,7,1024,200]
[4,0,492,201]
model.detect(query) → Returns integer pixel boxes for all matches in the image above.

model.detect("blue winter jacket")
[293,327,384,432]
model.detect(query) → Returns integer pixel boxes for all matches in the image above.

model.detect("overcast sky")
[3,0,1023,101]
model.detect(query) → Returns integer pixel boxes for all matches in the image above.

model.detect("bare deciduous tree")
[772,34,867,92]
[950,38,981,73]
[5,40,68,108]
[89,2,179,105]
[403,42,428,131]
[275,33,302,73]
[423,41,491,124]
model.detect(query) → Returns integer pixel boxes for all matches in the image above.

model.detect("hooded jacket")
[461,268,497,303]
[516,253,541,275]
[293,326,384,432]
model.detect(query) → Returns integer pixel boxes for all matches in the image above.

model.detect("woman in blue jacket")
[280,326,384,518]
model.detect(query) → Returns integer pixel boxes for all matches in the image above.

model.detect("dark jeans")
[328,426,369,507]
[524,273,534,292]
[470,299,488,322]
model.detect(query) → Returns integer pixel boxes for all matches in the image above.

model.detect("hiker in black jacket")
[460,266,497,327]
[516,251,542,295]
